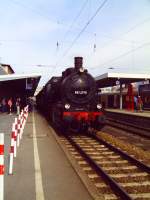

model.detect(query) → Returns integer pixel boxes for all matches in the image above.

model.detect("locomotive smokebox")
[74,57,83,70]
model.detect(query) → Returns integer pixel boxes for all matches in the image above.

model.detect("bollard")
[20,113,24,139]
[17,116,21,147]
[8,133,15,175]
[17,128,20,147]
[12,123,17,158]
[21,114,24,138]
[20,122,23,140]
[0,133,4,200]
[22,114,25,129]
[24,106,29,118]
[14,118,18,154]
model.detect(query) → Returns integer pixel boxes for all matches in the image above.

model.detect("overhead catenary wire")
[91,41,150,70]
[7,0,55,22]
[4,0,147,47]
[96,16,150,50]
[55,0,109,67]
[122,17,150,36]
[4,0,150,76]
[1,15,149,45]
[88,16,150,72]
[60,0,89,45]
[55,0,89,52]
[4,0,89,47]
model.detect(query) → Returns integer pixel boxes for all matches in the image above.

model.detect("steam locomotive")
[36,57,105,132]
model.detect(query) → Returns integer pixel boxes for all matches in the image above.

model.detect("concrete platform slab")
[106,109,150,118]
[0,111,93,200]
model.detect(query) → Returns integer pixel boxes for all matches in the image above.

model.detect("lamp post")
[108,67,123,109]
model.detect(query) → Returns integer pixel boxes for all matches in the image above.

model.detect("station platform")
[105,109,150,129]
[0,111,92,200]
[106,109,150,118]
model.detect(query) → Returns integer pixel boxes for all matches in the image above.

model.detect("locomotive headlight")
[79,67,84,73]
[97,104,102,109]
[65,104,70,109]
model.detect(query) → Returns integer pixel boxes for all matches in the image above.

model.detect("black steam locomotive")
[36,57,105,132]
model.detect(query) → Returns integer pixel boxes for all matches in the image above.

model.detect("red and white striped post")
[20,111,24,139]
[14,118,18,157]
[14,117,18,125]
[0,133,4,200]
[24,106,29,118]
[23,112,27,131]
[22,113,25,130]
[22,106,28,129]
[17,116,21,147]
[8,131,15,175]
[12,123,17,158]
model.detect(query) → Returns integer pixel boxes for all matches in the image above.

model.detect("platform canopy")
[0,73,41,97]
[95,72,150,88]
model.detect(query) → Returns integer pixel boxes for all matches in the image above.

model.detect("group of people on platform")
[134,95,143,112]
[0,97,21,115]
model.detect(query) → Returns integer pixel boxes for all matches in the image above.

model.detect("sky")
[0,0,150,86]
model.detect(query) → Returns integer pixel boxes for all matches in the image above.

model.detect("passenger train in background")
[139,84,150,110]
[36,57,105,132]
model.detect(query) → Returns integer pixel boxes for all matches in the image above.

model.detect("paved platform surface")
[106,109,150,118]
[0,111,93,200]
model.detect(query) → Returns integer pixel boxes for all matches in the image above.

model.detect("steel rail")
[106,118,150,139]
[92,134,150,174]
[107,117,150,132]
[66,135,133,200]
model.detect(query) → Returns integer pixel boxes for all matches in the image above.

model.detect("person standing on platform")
[134,96,138,112]
[137,96,143,112]
[8,98,13,115]
[16,97,21,115]
[1,98,6,112]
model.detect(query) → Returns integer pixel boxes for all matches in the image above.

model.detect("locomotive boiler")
[36,57,105,132]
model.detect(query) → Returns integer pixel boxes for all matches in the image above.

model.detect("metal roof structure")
[0,73,41,97]
[95,72,150,88]
[0,73,41,82]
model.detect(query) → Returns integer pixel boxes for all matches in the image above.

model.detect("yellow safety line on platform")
[32,112,45,200]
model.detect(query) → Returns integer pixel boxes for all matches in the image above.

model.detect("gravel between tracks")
[96,131,150,166]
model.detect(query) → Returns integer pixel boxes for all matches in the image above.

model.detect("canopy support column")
[119,83,123,109]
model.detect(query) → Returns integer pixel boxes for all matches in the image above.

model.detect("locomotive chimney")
[74,57,83,70]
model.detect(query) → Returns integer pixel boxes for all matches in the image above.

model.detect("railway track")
[106,118,150,139]
[60,133,150,200]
